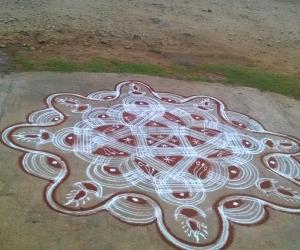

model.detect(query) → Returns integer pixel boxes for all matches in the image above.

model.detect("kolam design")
[2,81,300,249]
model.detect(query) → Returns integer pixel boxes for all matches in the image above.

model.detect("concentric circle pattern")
[2,81,300,249]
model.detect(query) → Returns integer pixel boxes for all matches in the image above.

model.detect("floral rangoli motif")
[2,81,300,249]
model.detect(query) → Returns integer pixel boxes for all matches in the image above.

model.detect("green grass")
[111,62,166,76]
[202,64,300,100]
[14,56,300,100]
[45,59,79,72]
[15,57,79,72]
[15,58,36,71]
[84,59,107,72]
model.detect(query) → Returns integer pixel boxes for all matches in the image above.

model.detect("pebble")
[124,44,132,49]
[150,17,161,24]
[182,32,192,37]
[133,34,141,40]
[37,40,46,44]
[100,39,111,46]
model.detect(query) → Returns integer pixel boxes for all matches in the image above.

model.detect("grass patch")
[110,62,166,76]
[14,57,36,71]
[83,58,107,72]
[14,56,300,100]
[14,57,79,72]
[202,64,300,100]
[45,59,79,72]
[15,57,166,76]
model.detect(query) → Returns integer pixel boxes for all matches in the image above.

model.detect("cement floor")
[0,73,299,250]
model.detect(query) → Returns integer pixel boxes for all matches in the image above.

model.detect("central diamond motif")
[53,86,262,206]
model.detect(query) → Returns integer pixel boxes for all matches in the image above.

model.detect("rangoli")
[2,81,300,249]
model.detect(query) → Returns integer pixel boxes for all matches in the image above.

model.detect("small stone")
[56,29,64,33]
[29,46,35,51]
[4,17,18,24]
[150,17,161,24]
[124,44,132,49]
[182,32,192,37]
[100,39,111,45]
[133,34,141,40]
[149,48,162,54]
[0,44,6,48]
[109,33,122,38]
[18,31,29,36]
[37,40,46,44]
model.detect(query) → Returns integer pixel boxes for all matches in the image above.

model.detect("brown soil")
[0,0,300,74]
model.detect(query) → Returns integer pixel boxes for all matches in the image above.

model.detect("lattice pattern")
[2,81,300,249]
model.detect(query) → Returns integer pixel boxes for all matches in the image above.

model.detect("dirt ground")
[0,0,300,74]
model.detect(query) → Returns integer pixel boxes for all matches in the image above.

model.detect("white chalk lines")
[2,81,300,249]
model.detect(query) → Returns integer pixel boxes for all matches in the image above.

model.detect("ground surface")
[0,73,300,249]
[0,1,300,249]
[0,0,300,74]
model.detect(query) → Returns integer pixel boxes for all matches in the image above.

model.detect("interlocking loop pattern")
[2,81,300,249]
